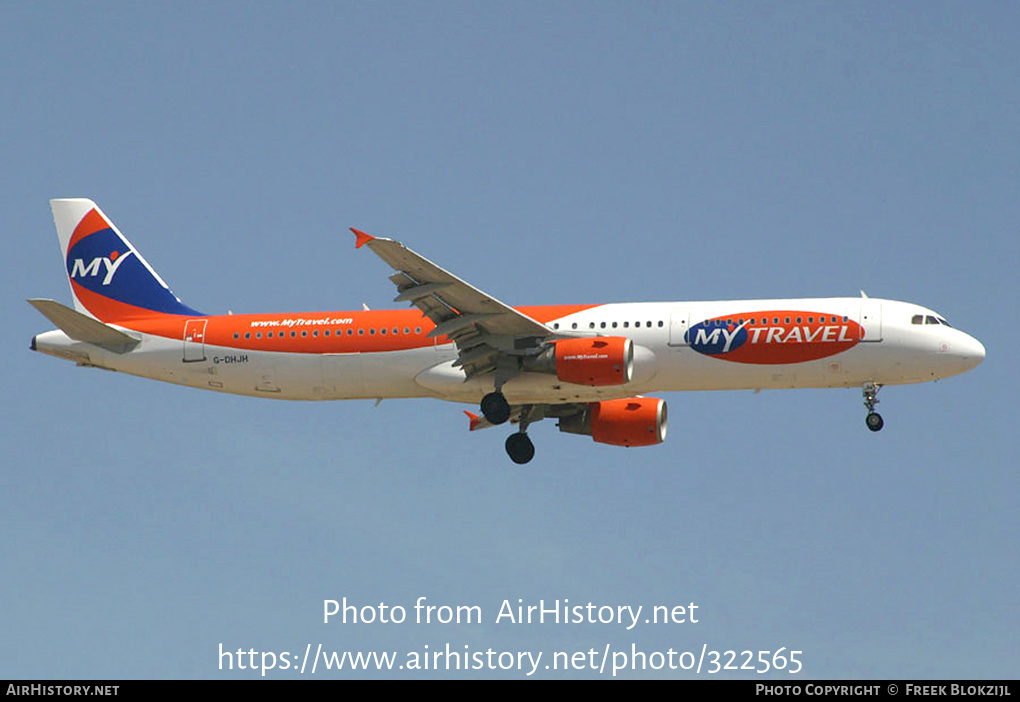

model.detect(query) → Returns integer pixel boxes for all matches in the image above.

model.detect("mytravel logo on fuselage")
[687,311,862,364]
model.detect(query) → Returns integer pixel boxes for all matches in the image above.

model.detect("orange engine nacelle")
[553,336,633,386]
[591,397,668,446]
[558,397,668,447]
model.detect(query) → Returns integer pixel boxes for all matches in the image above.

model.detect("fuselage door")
[668,309,692,346]
[859,301,883,342]
[183,319,208,362]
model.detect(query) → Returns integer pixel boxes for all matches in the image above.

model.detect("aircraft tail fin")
[50,198,203,322]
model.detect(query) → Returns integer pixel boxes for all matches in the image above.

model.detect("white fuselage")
[32,297,986,405]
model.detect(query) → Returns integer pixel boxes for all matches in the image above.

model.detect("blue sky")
[3,2,1016,679]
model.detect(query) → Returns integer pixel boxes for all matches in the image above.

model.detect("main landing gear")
[505,432,535,465]
[862,382,884,432]
[480,391,511,425]
[479,383,537,464]
[500,403,538,465]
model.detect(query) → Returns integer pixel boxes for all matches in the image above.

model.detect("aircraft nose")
[957,332,986,370]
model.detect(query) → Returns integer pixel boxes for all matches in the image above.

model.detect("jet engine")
[523,336,634,386]
[557,397,667,447]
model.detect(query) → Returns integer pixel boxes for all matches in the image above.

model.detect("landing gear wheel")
[861,382,884,432]
[481,391,511,425]
[505,433,535,465]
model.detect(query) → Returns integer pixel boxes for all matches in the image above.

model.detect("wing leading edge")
[351,229,554,380]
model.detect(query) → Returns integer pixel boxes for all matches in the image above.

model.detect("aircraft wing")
[353,229,554,379]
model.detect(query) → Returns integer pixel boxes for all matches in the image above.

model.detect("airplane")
[30,199,986,464]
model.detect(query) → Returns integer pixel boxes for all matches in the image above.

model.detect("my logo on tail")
[64,219,203,319]
[70,250,135,286]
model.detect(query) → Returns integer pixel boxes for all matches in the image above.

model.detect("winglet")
[351,228,375,249]
[464,410,484,431]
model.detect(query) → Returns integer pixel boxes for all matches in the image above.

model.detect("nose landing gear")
[862,382,884,432]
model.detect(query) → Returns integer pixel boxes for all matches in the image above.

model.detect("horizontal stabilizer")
[28,298,140,353]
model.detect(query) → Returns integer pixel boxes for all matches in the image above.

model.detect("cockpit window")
[914,313,953,327]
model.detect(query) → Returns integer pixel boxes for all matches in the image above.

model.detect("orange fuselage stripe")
[125,304,600,353]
